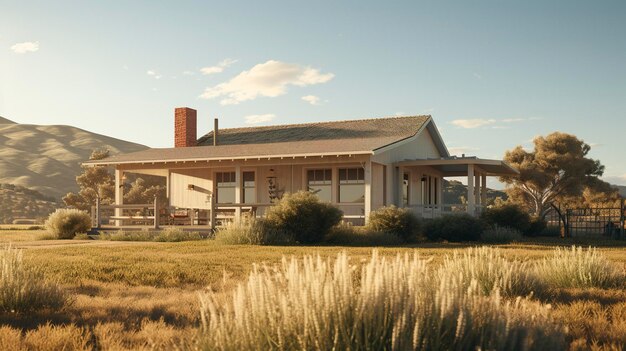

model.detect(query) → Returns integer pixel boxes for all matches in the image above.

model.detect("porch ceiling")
[394,157,518,177]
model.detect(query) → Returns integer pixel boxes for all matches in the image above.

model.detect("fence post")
[619,199,626,239]
[209,192,216,231]
[153,196,159,230]
[95,197,101,229]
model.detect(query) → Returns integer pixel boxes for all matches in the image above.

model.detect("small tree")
[500,132,607,219]
[63,149,114,210]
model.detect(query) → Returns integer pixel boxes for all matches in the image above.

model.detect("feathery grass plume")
[534,246,625,289]
[198,250,565,350]
[438,246,544,297]
[0,245,68,313]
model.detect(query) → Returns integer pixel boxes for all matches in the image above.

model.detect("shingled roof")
[86,115,432,165]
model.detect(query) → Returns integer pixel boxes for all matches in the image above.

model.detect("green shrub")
[0,246,69,313]
[481,227,523,244]
[534,246,625,289]
[264,191,343,244]
[324,224,404,246]
[526,217,548,236]
[540,225,562,237]
[366,205,421,242]
[481,204,531,233]
[198,251,565,350]
[423,213,483,242]
[214,220,292,245]
[44,209,91,239]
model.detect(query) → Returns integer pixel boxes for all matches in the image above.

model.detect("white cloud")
[147,70,162,79]
[448,146,479,155]
[244,114,276,124]
[301,95,320,105]
[200,60,334,105]
[200,58,238,75]
[473,72,482,79]
[11,41,39,54]
[451,119,496,129]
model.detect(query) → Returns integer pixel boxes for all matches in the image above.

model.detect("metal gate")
[563,200,625,238]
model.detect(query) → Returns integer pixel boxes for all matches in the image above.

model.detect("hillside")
[0,117,147,199]
[0,183,59,224]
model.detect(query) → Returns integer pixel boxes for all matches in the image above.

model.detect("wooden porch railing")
[91,197,160,229]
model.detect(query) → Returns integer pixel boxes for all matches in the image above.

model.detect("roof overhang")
[394,157,518,176]
[83,151,373,167]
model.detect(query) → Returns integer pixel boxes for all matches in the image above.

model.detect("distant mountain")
[0,117,147,199]
[614,185,626,198]
[443,179,507,205]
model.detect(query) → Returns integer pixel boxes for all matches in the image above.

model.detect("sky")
[1,0,625,187]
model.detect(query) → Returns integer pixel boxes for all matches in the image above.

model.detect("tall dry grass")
[438,246,544,297]
[198,251,565,350]
[0,246,68,313]
[535,246,625,289]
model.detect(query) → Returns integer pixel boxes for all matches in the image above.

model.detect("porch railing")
[407,204,484,218]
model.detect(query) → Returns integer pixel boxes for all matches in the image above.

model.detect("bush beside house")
[44,209,92,239]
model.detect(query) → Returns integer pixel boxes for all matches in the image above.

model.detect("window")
[307,169,332,202]
[242,171,256,204]
[215,172,236,203]
[338,168,364,203]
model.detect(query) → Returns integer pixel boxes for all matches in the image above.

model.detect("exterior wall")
[371,163,385,209]
[170,169,212,209]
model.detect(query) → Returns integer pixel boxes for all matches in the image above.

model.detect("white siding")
[170,169,212,209]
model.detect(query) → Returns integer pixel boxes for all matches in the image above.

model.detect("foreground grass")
[0,230,624,350]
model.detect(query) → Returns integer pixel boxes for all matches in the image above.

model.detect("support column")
[397,166,404,207]
[385,164,394,206]
[475,172,481,206]
[234,165,242,222]
[438,176,444,207]
[331,167,338,203]
[364,160,372,223]
[467,164,475,216]
[481,174,487,208]
[115,169,124,227]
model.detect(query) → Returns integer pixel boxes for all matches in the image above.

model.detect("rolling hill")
[0,116,147,199]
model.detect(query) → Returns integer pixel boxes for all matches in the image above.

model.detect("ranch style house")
[85,107,518,229]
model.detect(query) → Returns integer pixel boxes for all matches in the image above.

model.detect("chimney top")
[174,107,197,147]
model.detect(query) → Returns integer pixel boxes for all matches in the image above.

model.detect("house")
[85,107,518,229]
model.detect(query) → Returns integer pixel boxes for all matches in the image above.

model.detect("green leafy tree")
[500,132,607,219]
[63,149,115,210]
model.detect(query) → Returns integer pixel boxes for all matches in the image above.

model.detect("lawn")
[1,229,625,350]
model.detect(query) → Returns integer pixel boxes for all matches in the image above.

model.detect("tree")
[63,149,115,210]
[500,132,607,219]
[63,149,167,210]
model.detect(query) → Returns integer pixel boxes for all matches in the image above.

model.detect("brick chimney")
[174,107,197,147]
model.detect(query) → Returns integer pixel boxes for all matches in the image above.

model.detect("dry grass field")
[0,229,625,350]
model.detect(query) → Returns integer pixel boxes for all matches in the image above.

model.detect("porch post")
[438,176,443,207]
[481,174,487,208]
[397,166,404,207]
[364,160,372,223]
[475,172,481,205]
[234,165,242,222]
[115,169,124,227]
[385,164,394,206]
[467,164,475,216]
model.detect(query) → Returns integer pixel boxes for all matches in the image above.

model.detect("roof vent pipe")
[213,118,219,146]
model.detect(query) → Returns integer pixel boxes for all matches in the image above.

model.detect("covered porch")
[394,157,518,218]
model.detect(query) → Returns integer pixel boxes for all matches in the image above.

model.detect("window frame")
[215,171,236,204]
[306,168,332,202]
[338,167,365,204]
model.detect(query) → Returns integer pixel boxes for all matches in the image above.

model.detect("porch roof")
[394,157,518,176]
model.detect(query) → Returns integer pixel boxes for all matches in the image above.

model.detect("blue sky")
[1,0,625,186]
